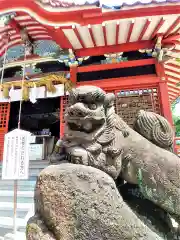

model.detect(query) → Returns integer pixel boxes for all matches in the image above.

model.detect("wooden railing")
[174,137,180,157]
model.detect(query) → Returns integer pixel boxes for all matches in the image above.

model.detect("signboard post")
[2,129,31,236]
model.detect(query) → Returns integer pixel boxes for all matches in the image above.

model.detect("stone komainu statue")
[28,86,180,240]
[56,87,180,218]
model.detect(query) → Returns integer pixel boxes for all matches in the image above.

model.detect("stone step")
[0,203,32,212]
[0,181,36,191]
[0,210,26,219]
[0,169,43,178]
[0,185,35,192]
[0,191,34,198]
[0,191,34,204]
[0,176,37,182]
[0,160,49,166]
[4,232,26,240]
[0,217,26,229]
[0,161,49,170]
[0,180,36,186]
[0,164,48,170]
[0,227,9,239]
[0,197,33,204]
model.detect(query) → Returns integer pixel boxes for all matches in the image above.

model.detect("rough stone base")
[27,163,163,240]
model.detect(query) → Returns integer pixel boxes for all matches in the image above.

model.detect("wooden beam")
[166,75,180,82]
[172,49,180,54]
[115,21,120,45]
[165,67,180,75]
[77,74,159,91]
[162,34,180,43]
[138,19,151,41]
[88,25,96,47]
[150,17,165,39]
[77,59,155,73]
[168,87,180,93]
[169,92,179,97]
[167,80,179,87]
[75,40,154,57]
[173,27,180,36]
[126,20,134,43]
[102,23,107,46]
[169,40,180,45]
[72,25,85,49]
[165,63,180,69]
[164,17,180,38]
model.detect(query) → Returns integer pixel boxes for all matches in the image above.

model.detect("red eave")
[75,41,153,57]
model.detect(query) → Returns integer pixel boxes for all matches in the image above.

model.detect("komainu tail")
[133,110,174,152]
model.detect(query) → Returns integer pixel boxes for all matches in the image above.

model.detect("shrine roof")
[0,0,179,102]
[25,0,180,11]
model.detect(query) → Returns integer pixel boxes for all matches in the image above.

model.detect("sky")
[174,102,180,117]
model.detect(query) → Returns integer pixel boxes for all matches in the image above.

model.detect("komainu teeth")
[83,121,92,131]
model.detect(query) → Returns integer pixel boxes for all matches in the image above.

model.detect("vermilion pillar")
[70,65,77,84]
[155,61,173,126]
[159,81,173,125]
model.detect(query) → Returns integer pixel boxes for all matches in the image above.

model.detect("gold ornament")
[22,83,29,101]
[0,73,74,101]
[2,85,9,98]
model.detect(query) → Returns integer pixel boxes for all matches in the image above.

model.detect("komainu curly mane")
[134,110,174,151]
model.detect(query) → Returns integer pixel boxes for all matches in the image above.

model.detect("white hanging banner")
[29,83,37,104]
[2,129,31,180]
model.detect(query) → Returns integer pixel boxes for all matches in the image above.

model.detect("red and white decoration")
[164,60,180,103]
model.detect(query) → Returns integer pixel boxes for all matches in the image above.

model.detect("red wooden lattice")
[0,103,10,161]
[115,87,161,127]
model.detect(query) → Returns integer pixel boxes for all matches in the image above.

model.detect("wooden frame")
[68,59,173,125]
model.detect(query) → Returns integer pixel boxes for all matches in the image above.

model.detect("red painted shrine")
[0,0,179,159]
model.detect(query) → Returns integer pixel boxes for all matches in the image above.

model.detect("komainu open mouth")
[67,118,105,134]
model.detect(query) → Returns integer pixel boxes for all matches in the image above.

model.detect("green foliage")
[171,100,180,136]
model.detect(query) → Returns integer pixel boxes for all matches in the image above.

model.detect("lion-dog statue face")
[64,86,115,143]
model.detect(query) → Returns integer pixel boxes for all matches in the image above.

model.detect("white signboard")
[29,144,43,161]
[2,129,31,180]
